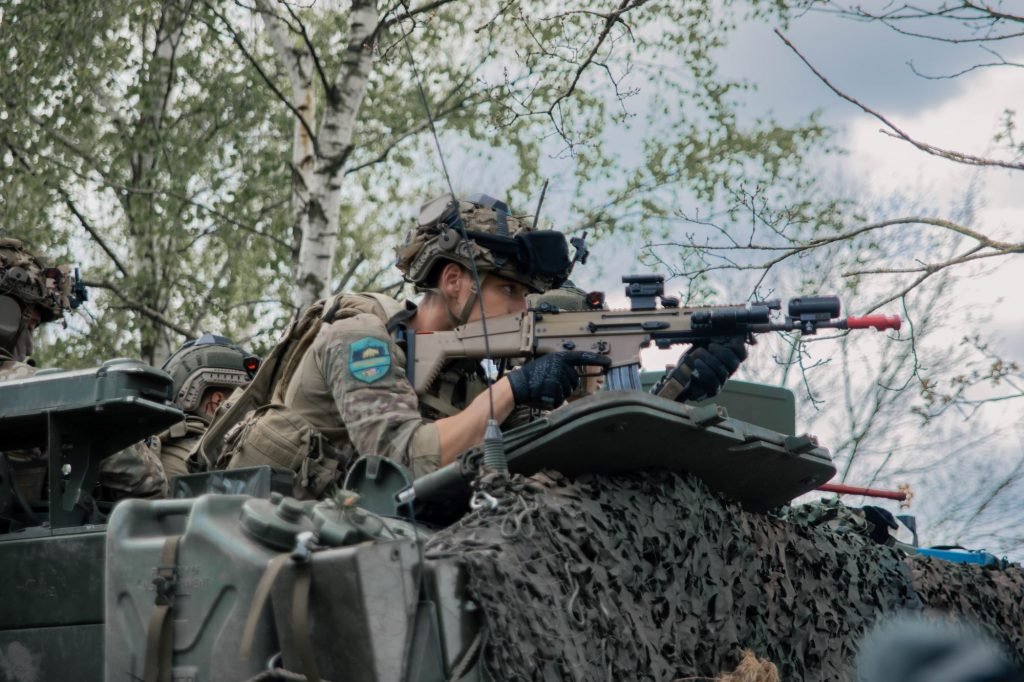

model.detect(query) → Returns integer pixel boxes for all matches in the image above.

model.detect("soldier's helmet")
[395,193,572,295]
[161,334,259,414]
[0,239,83,355]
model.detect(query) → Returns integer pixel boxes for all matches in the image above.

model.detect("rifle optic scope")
[691,304,772,329]
[623,274,665,311]
[789,295,840,320]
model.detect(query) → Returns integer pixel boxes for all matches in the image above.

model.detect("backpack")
[194,293,397,499]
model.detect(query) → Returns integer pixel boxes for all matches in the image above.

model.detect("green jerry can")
[104,490,484,682]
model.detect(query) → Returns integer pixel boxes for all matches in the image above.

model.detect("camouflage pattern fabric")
[0,238,74,323]
[396,197,553,293]
[426,471,1024,681]
[0,358,37,381]
[527,281,589,312]
[782,496,877,538]
[282,293,443,479]
[156,415,208,479]
[0,358,167,500]
[97,440,168,500]
[1,359,51,499]
[910,555,1024,658]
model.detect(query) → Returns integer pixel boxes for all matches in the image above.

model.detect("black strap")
[323,300,342,324]
[385,300,419,334]
[144,535,182,682]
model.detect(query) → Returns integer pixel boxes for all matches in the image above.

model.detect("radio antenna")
[399,21,507,471]
[532,179,549,230]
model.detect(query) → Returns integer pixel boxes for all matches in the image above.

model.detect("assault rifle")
[404,274,902,394]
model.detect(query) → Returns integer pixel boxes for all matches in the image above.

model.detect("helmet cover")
[0,238,74,324]
[527,280,598,312]
[161,333,255,413]
[395,193,572,294]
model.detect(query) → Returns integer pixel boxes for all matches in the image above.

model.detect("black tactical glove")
[508,351,611,410]
[654,338,748,402]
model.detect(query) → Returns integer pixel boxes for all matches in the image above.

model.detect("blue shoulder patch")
[348,337,392,384]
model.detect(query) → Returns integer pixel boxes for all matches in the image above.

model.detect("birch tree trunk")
[258,0,379,312]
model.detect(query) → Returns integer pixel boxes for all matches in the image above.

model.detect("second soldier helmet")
[395,193,573,295]
[0,239,76,322]
[161,334,259,413]
[0,239,84,357]
[527,280,603,313]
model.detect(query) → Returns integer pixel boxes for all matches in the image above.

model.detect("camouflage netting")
[910,557,1024,657]
[425,471,1024,682]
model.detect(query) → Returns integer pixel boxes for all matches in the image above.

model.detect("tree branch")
[345,88,476,175]
[908,45,1024,80]
[380,0,460,32]
[775,29,1024,172]
[281,1,332,97]
[56,187,130,279]
[333,252,366,293]
[552,0,638,108]
[3,95,121,187]
[201,1,320,156]
[84,279,192,337]
[189,254,233,335]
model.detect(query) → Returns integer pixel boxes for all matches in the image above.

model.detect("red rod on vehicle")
[817,483,909,501]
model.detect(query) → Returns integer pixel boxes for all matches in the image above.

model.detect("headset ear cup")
[0,295,25,350]
[515,234,537,277]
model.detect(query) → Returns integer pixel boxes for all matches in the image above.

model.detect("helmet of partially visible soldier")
[527,280,602,313]
[161,334,259,417]
[0,239,81,360]
[395,193,573,297]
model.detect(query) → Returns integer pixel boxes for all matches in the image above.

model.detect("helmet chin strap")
[452,283,479,328]
[421,271,484,329]
[423,284,478,329]
[12,328,33,363]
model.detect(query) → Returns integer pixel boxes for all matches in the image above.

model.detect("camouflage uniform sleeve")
[98,439,168,500]
[317,315,441,478]
[0,360,39,382]
[157,417,206,480]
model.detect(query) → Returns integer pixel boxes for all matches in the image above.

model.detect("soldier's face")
[199,389,227,418]
[468,273,530,320]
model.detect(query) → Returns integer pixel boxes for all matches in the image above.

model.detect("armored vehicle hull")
[2,366,1022,681]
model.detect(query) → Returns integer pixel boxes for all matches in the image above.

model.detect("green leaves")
[5,0,831,367]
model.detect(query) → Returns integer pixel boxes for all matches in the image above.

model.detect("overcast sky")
[755,8,1024,366]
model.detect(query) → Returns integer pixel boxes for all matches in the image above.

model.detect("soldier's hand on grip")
[656,338,747,402]
[508,351,611,410]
